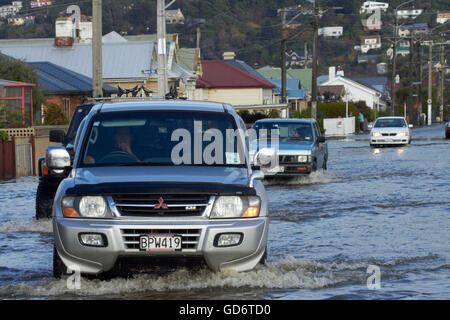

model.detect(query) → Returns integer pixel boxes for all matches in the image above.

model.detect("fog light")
[215,233,243,247]
[79,233,107,247]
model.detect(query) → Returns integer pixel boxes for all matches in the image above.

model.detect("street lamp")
[391,0,415,116]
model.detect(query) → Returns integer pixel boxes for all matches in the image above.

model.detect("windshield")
[374,118,407,128]
[252,122,314,142]
[79,110,246,168]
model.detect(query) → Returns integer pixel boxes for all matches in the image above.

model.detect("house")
[358,55,382,64]
[0,79,34,127]
[286,49,312,68]
[30,0,51,8]
[361,18,382,31]
[319,67,387,110]
[437,13,450,24]
[360,1,388,14]
[318,27,343,38]
[7,15,34,26]
[28,62,117,122]
[166,9,185,24]
[396,9,423,20]
[269,79,307,112]
[0,1,22,18]
[195,60,276,107]
[0,35,198,100]
[256,68,313,94]
[398,23,429,37]
[360,35,382,53]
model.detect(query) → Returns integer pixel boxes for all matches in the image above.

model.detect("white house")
[360,35,382,54]
[30,0,52,8]
[318,27,343,38]
[396,9,423,19]
[437,13,450,24]
[320,67,385,110]
[360,1,389,14]
[0,1,22,18]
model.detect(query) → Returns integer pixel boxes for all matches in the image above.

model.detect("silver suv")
[49,100,268,277]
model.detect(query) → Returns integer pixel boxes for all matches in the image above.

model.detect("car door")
[313,122,326,168]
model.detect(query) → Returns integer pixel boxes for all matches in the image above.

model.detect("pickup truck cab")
[49,100,268,277]
[250,118,328,176]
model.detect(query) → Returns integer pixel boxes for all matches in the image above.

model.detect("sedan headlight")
[210,196,261,219]
[372,132,381,137]
[62,196,111,218]
[398,132,409,137]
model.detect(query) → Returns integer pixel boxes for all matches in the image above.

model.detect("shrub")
[0,130,9,142]
[43,104,69,125]
[238,110,268,124]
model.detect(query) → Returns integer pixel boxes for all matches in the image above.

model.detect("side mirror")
[46,146,71,174]
[49,130,66,143]
[249,170,265,188]
[409,124,413,128]
[318,136,326,143]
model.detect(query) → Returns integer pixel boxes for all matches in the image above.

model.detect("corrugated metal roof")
[256,68,312,93]
[0,41,154,79]
[29,61,117,95]
[269,79,306,99]
[197,61,275,89]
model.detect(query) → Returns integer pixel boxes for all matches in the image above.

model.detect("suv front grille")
[113,194,210,217]
[121,228,202,252]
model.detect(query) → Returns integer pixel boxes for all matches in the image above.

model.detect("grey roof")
[0,40,194,80]
[102,31,128,43]
[224,59,269,82]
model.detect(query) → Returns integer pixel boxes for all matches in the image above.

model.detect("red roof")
[196,60,275,89]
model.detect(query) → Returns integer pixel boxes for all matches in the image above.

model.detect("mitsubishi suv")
[49,100,268,277]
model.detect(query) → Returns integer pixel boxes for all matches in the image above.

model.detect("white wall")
[324,117,355,136]
[325,78,380,109]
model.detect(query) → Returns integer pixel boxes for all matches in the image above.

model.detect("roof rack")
[89,96,167,102]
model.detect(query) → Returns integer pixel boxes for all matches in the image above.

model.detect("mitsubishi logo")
[155,197,168,209]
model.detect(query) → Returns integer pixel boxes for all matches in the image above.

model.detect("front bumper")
[54,216,269,274]
[370,137,409,145]
[262,164,313,177]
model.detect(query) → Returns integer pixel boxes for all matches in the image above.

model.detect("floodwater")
[0,124,448,300]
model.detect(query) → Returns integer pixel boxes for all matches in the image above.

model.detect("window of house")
[62,98,70,120]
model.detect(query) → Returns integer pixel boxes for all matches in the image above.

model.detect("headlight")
[79,196,107,218]
[62,196,110,218]
[372,132,381,137]
[398,132,409,137]
[297,155,311,163]
[210,196,261,219]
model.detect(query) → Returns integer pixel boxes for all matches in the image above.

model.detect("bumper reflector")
[215,233,243,247]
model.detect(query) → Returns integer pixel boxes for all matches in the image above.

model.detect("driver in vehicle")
[85,127,140,164]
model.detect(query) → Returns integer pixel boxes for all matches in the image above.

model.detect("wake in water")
[263,170,336,187]
[1,254,441,299]
[0,219,52,234]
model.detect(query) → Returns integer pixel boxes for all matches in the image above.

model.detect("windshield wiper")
[119,162,171,167]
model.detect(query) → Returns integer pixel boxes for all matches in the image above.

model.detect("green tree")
[43,103,69,125]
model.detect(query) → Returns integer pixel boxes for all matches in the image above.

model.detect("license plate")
[263,166,284,173]
[139,235,182,252]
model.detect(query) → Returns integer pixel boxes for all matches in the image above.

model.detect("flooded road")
[0,124,448,300]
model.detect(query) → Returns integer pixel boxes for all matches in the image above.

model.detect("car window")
[65,106,92,143]
[374,119,407,128]
[253,122,314,142]
[79,110,246,168]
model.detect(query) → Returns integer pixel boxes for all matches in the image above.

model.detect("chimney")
[223,52,236,60]
[329,66,336,82]
[336,66,344,77]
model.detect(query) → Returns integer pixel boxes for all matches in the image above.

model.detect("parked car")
[250,119,328,176]
[445,116,450,139]
[36,104,94,220]
[49,100,268,277]
[370,117,412,147]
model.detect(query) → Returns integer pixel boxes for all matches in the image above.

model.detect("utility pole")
[92,0,103,98]
[418,43,423,125]
[391,14,398,116]
[304,43,308,69]
[428,42,433,126]
[311,0,319,120]
[157,0,169,97]
[281,8,287,104]
[440,45,445,123]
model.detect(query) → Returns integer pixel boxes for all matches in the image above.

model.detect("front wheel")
[322,159,327,170]
[53,247,68,279]
[35,182,57,220]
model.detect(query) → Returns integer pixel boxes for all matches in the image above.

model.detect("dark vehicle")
[35,104,94,219]
[445,116,450,139]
